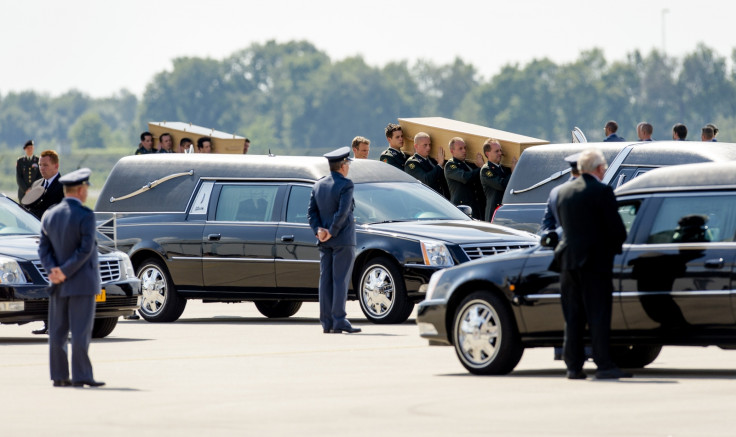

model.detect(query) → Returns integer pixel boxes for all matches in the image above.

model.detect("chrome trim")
[602,145,636,184]
[274,259,320,263]
[525,294,561,300]
[110,170,194,203]
[619,290,734,298]
[171,257,273,262]
[510,168,571,195]
[460,242,536,260]
[33,258,122,284]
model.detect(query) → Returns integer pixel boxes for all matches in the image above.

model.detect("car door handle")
[207,234,221,241]
[281,235,295,242]
[704,258,724,269]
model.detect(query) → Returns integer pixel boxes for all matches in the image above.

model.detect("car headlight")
[420,240,454,267]
[424,269,445,301]
[117,253,136,279]
[0,256,28,284]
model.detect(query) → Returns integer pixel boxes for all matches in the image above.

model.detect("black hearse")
[418,161,736,375]
[95,154,537,324]
[492,141,736,233]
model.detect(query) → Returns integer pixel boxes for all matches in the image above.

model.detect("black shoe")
[32,328,48,335]
[595,368,633,380]
[332,326,361,334]
[72,380,106,387]
[566,370,587,380]
[124,313,140,320]
[53,379,72,387]
[323,328,339,334]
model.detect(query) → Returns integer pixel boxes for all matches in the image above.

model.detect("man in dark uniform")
[135,131,154,155]
[444,137,485,220]
[38,168,105,388]
[540,153,581,234]
[25,150,64,220]
[158,133,175,153]
[16,140,41,202]
[553,148,629,380]
[672,123,688,140]
[479,139,516,221]
[603,121,625,142]
[404,132,449,198]
[379,123,408,170]
[308,147,361,334]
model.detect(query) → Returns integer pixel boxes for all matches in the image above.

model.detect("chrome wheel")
[356,256,413,324]
[135,258,186,322]
[139,265,167,317]
[456,300,501,366]
[361,264,395,318]
[452,291,522,375]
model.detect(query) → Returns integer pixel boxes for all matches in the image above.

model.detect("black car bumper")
[416,299,451,345]
[0,279,141,325]
[403,264,441,302]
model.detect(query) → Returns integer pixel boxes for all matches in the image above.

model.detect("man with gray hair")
[404,132,449,198]
[637,122,653,141]
[553,148,629,380]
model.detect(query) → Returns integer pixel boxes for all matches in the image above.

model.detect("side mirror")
[457,205,473,217]
[540,231,559,248]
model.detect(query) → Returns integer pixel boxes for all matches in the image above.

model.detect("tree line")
[1,40,735,158]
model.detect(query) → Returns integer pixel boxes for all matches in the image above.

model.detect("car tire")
[254,300,303,318]
[136,258,186,323]
[452,291,523,375]
[610,344,662,368]
[357,256,413,324]
[91,317,118,338]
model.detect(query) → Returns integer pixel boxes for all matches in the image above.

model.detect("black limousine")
[0,194,141,338]
[95,154,537,324]
[418,161,736,374]
[492,141,736,233]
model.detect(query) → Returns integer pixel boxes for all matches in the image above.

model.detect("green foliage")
[1,40,735,164]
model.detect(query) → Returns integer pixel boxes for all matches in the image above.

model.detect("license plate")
[96,288,106,303]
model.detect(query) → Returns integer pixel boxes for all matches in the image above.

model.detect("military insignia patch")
[408,163,415,169]
[449,164,457,169]
[485,170,492,176]
[381,158,388,162]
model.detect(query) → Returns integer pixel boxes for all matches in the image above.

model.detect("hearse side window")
[646,195,736,244]
[189,181,214,215]
[215,185,279,222]
[286,185,312,224]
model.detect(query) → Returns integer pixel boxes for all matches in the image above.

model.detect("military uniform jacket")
[28,174,64,220]
[16,155,41,200]
[135,146,152,155]
[379,147,408,170]
[444,158,486,220]
[480,162,512,221]
[404,154,450,199]
[38,198,100,297]
[307,172,356,247]
[603,133,625,142]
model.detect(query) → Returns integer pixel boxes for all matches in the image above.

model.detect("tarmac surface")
[2,300,735,436]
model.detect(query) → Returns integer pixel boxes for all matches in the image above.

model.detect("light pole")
[661,8,670,54]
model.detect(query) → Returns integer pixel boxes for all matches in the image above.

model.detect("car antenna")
[268,149,275,157]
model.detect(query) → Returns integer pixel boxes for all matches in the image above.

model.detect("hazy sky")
[2,0,734,98]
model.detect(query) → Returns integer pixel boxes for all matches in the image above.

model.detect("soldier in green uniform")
[480,139,517,221]
[16,140,41,202]
[404,132,449,199]
[379,123,408,170]
[444,137,485,220]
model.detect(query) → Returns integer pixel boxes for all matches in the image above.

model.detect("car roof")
[615,161,736,196]
[503,141,736,204]
[95,154,418,213]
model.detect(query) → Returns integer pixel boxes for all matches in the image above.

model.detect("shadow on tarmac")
[438,367,736,380]
[0,337,152,345]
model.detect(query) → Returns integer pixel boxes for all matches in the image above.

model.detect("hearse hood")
[363,220,538,244]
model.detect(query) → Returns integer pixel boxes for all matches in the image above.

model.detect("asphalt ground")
[1,301,735,436]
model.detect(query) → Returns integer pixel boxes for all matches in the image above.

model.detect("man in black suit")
[603,121,625,142]
[554,148,629,380]
[308,147,361,334]
[26,150,64,220]
[404,132,449,199]
[38,168,105,388]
